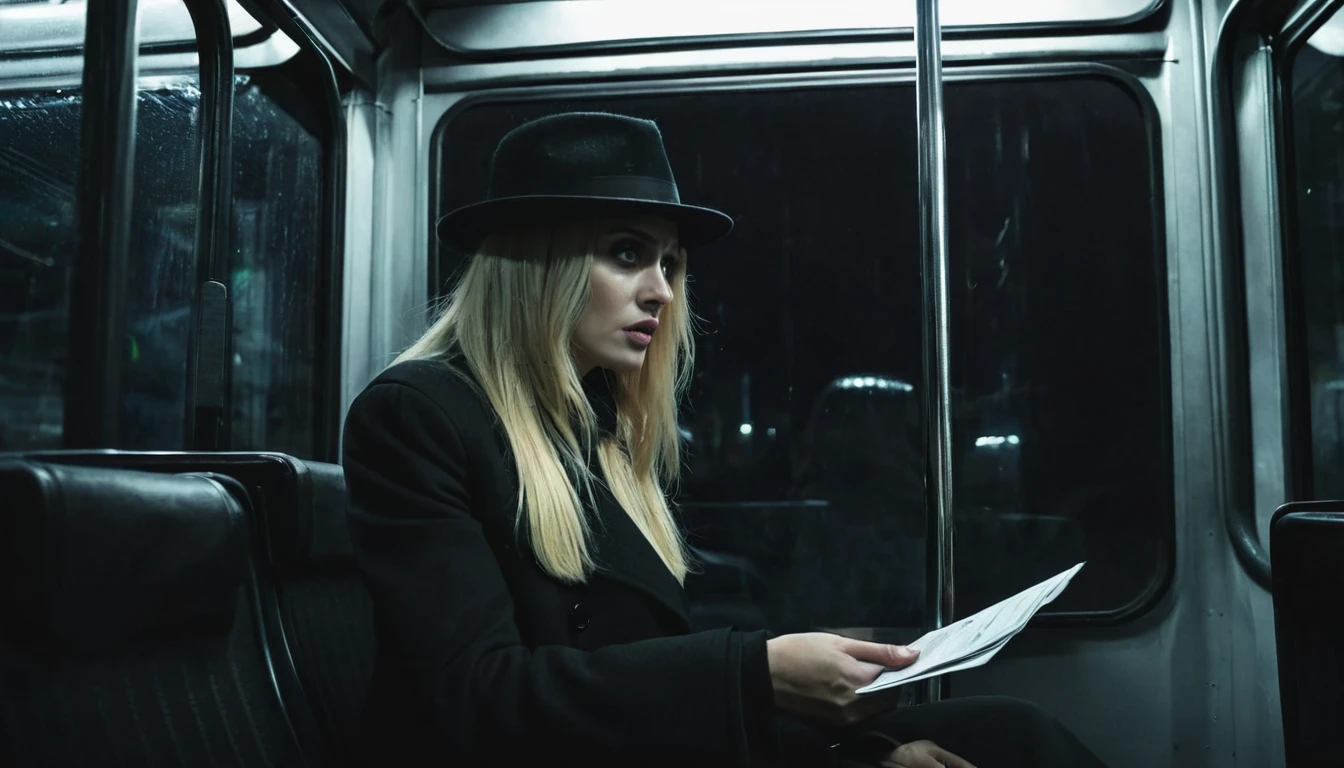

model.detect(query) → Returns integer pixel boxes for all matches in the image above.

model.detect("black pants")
[828,695,1108,768]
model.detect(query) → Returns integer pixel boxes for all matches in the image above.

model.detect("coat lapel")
[587,480,691,628]
[578,367,690,627]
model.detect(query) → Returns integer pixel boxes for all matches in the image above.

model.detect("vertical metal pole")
[915,0,955,703]
[64,0,141,448]
[181,0,235,451]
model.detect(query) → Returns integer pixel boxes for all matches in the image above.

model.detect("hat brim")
[435,195,734,252]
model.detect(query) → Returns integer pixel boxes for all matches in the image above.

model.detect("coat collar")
[582,366,620,438]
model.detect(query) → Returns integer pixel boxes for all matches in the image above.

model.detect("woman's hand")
[880,740,976,768]
[765,632,919,726]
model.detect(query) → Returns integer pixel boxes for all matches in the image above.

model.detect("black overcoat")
[343,357,852,766]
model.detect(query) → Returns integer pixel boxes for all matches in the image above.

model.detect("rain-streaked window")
[1,60,324,457]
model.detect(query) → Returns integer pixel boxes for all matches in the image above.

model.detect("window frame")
[425,61,1176,627]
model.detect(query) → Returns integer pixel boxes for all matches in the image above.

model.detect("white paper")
[856,562,1085,694]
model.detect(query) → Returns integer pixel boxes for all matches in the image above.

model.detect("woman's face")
[573,214,682,375]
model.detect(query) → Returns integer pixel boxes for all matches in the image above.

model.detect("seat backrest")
[1270,501,1344,766]
[0,461,307,768]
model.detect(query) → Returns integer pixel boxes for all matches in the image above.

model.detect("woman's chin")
[593,349,647,375]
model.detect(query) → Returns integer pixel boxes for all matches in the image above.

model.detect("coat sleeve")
[342,377,780,762]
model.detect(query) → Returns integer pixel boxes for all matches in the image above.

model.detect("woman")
[342,112,1108,767]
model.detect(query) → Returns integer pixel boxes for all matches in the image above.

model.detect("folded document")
[856,562,1086,694]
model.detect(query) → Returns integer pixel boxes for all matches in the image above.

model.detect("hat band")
[491,174,681,205]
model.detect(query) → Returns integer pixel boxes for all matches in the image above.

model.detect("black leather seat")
[0,461,308,767]
[1270,501,1344,766]
[14,450,375,767]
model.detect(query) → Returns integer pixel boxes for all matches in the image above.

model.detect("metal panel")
[230,31,301,68]
[0,33,298,88]
[420,31,1171,92]
[340,10,429,425]
[421,0,1165,56]
[341,88,379,433]
[1237,46,1290,579]
[244,0,376,86]
[1206,0,1306,591]
[0,0,262,55]
[1281,0,1344,54]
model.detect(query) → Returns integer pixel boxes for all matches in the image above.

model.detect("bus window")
[433,74,1170,631]
[1287,6,1344,500]
[0,84,79,450]
[121,77,204,450]
[0,22,327,457]
[119,71,329,456]
[228,71,324,458]
[0,10,203,451]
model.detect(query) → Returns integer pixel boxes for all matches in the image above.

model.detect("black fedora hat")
[436,112,734,251]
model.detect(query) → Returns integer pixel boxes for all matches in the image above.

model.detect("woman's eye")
[661,256,678,277]
[612,243,640,265]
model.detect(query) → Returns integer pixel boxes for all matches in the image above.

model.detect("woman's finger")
[839,638,920,669]
[880,753,942,768]
[929,745,976,768]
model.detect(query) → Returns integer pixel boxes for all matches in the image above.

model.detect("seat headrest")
[298,460,351,562]
[0,461,247,652]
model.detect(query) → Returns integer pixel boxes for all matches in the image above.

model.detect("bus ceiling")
[0,0,377,87]
[0,1,1176,85]
[407,0,1166,58]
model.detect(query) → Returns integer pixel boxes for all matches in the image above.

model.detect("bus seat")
[0,461,307,768]
[1270,501,1344,766]
[12,450,375,767]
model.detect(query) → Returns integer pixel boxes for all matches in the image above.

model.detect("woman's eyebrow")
[607,226,680,255]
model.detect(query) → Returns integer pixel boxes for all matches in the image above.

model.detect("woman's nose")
[641,267,674,308]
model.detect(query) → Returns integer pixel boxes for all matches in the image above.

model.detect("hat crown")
[435,110,732,250]
[487,112,681,203]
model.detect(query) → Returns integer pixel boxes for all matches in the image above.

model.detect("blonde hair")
[395,219,693,584]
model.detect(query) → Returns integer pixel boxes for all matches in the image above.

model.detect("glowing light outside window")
[836,376,914,392]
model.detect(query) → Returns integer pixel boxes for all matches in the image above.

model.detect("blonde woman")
[342,112,1107,767]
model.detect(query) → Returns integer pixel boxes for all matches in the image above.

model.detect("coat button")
[569,603,591,632]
